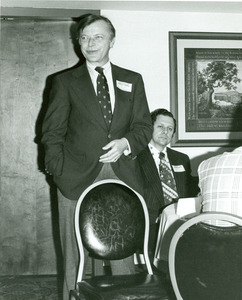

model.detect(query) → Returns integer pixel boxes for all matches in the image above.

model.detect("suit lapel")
[110,64,133,130]
[167,148,183,195]
[111,65,122,127]
[70,64,107,130]
[140,148,164,202]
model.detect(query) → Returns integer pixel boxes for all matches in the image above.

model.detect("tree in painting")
[197,61,241,117]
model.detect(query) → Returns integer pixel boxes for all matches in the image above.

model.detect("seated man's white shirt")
[198,147,242,226]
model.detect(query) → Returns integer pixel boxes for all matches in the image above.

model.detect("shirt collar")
[148,143,167,158]
[86,61,111,75]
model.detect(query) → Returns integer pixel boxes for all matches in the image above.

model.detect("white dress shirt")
[148,143,173,174]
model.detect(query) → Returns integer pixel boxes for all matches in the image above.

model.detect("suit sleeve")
[171,150,199,198]
[124,74,152,157]
[41,75,70,176]
[183,154,200,197]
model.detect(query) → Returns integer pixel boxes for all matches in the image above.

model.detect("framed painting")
[169,31,242,147]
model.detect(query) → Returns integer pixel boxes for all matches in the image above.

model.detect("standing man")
[41,14,152,299]
[138,108,199,264]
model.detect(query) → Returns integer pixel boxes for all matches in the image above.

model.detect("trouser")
[58,163,136,300]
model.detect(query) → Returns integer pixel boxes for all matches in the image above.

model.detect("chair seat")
[71,273,173,300]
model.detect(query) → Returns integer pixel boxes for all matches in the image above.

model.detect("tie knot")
[95,66,104,75]
[159,152,165,160]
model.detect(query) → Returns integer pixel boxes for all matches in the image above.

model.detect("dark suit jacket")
[42,63,152,200]
[138,146,199,225]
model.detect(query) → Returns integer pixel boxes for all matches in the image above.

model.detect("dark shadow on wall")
[229,103,242,143]
[190,147,232,177]
[189,103,242,178]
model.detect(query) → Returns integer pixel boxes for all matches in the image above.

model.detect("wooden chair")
[70,179,174,300]
[168,212,242,300]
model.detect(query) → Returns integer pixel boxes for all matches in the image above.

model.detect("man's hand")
[99,138,128,163]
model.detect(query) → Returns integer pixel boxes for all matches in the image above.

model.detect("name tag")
[172,165,185,172]
[116,80,132,92]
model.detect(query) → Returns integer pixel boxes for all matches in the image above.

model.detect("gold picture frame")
[169,31,242,147]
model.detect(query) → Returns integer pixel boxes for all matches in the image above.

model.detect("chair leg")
[92,258,105,276]
[69,289,78,300]
[70,289,86,300]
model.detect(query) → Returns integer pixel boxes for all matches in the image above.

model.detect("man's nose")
[88,37,96,46]
[161,127,169,134]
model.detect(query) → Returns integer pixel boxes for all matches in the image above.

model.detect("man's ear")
[110,37,115,48]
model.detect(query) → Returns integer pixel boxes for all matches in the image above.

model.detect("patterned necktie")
[159,152,178,204]
[95,67,112,129]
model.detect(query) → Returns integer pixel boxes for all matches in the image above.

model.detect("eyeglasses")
[79,35,105,44]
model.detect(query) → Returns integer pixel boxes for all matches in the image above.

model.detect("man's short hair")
[151,108,177,133]
[76,14,116,39]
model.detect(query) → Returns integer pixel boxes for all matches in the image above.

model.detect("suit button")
[108,134,111,139]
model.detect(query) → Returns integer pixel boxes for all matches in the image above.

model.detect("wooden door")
[0,17,81,275]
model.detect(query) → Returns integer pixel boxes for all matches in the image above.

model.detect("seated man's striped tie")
[159,152,178,204]
[95,66,112,129]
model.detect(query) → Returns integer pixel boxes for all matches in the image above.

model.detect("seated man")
[198,146,242,226]
[138,108,199,269]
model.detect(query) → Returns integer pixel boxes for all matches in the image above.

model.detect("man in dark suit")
[138,108,198,266]
[41,14,152,299]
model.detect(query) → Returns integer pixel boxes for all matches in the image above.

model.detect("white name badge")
[172,165,185,172]
[116,80,132,92]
